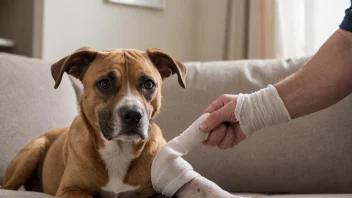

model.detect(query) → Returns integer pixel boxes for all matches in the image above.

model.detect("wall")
[32,0,44,58]
[0,0,229,62]
[1,0,349,62]
[41,0,198,62]
[0,0,35,57]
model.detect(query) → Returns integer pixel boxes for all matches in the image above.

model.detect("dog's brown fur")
[1,48,186,198]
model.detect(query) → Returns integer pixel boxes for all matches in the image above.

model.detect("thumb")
[199,107,227,132]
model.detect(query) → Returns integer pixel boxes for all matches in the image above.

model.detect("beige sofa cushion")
[156,57,352,194]
[0,53,78,178]
[0,190,53,198]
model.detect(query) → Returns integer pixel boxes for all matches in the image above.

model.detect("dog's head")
[51,47,186,143]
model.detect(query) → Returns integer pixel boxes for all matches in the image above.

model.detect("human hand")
[199,94,246,149]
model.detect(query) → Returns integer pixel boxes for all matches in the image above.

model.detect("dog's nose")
[120,107,143,125]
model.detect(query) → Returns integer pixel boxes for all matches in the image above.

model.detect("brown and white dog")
[1,47,187,198]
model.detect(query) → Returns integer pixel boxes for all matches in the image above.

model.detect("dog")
[1,47,187,197]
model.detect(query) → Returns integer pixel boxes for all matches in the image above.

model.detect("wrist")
[235,84,291,137]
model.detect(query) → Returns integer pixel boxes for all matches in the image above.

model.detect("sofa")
[1,52,352,198]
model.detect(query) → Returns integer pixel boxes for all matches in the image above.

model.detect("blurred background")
[0,0,349,62]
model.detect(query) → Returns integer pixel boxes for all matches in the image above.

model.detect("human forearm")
[199,5,352,147]
[275,29,352,119]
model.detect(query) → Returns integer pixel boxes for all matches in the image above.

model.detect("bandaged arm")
[151,114,209,197]
[151,114,243,198]
[235,84,291,137]
[236,29,352,137]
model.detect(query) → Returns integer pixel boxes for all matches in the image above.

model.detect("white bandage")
[235,84,291,137]
[151,113,210,197]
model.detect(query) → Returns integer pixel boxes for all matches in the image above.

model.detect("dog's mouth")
[100,126,147,141]
[120,129,146,140]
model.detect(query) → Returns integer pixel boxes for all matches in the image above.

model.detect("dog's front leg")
[175,177,247,198]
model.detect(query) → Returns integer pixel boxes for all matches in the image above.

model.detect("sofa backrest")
[156,57,352,194]
[2,52,352,194]
[0,53,78,180]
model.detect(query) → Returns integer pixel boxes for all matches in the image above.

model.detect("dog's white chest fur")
[99,140,138,194]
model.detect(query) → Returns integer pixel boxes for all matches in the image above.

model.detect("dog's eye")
[143,79,155,90]
[99,79,111,89]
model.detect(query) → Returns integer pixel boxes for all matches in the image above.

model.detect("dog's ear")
[146,48,187,88]
[51,47,97,89]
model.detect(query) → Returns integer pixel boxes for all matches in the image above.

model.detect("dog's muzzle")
[118,106,147,140]
[99,106,148,141]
